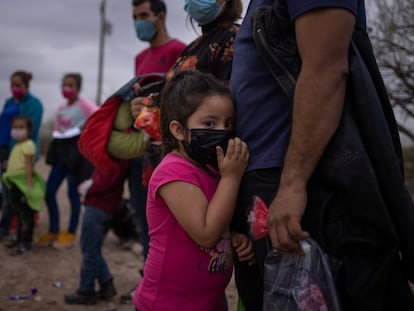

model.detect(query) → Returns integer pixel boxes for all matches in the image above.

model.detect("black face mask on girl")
[182,128,234,167]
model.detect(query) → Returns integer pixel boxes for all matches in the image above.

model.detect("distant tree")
[368,0,414,142]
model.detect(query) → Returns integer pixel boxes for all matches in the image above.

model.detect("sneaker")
[98,278,117,300]
[64,290,98,305]
[36,231,57,247]
[8,242,31,256]
[52,231,76,249]
[0,227,9,241]
[4,237,18,248]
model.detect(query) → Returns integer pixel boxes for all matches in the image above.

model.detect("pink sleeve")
[78,98,98,118]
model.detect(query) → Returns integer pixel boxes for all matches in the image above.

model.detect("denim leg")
[128,157,149,258]
[45,163,67,233]
[79,205,113,292]
[66,170,81,234]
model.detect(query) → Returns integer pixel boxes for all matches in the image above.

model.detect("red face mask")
[62,87,77,100]
[11,87,25,100]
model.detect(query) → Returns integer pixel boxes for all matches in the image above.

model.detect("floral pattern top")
[167,23,240,83]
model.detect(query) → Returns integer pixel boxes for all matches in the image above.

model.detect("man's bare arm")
[267,8,356,253]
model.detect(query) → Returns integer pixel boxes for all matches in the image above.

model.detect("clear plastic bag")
[246,196,341,310]
[264,238,341,311]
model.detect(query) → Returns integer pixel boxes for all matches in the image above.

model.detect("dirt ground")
[0,158,239,311]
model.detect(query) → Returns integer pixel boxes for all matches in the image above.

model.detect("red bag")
[78,96,124,172]
[78,74,165,172]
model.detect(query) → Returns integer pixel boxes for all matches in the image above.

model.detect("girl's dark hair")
[10,71,33,88]
[63,73,82,90]
[160,70,232,154]
[12,115,33,136]
[132,0,166,15]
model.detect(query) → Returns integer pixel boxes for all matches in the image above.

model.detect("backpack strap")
[251,0,300,101]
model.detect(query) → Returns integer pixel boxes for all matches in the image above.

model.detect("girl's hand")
[216,137,249,180]
[231,232,256,266]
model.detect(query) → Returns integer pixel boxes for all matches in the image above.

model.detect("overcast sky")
[0,0,250,122]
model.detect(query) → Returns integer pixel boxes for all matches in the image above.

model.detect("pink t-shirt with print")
[133,153,233,311]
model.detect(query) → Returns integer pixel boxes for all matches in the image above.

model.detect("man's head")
[132,0,167,43]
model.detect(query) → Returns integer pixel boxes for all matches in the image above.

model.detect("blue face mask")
[135,20,156,42]
[184,0,224,26]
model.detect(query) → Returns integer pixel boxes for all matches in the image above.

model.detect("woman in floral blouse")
[167,0,243,85]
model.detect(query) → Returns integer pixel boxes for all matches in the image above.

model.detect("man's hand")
[267,181,309,253]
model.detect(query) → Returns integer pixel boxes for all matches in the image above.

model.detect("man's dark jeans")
[231,167,281,311]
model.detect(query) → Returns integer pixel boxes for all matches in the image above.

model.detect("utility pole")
[96,0,107,106]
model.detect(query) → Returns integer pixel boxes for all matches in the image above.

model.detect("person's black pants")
[0,164,13,237]
[231,167,281,311]
[9,185,34,245]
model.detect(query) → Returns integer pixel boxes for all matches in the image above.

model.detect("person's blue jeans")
[128,157,149,258]
[45,162,81,234]
[79,205,113,292]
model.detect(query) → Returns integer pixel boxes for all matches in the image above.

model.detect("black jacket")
[253,1,414,310]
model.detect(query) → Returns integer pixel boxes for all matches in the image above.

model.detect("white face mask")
[10,128,28,141]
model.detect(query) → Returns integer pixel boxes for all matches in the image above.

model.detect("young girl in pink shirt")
[133,70,254,311]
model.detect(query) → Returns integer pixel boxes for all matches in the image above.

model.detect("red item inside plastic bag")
[134,94,161,141]
[247,196,269,240]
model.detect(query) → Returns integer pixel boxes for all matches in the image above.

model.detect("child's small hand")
[231,232,256,266]
[216,137,249,179]
[130,97,145,119]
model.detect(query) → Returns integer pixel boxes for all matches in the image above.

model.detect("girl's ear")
[169,120,185,141]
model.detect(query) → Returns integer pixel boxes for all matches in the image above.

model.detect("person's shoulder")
[25,93,44,107]
[157,153,188,169]
[153,153,196,178]
[136,46,151,58]
[79,97,97,107]
[26,139,36,148]
[208,23,239,39]
[4,97,13,106]
[170,38,187,49]
[20,139,36,153]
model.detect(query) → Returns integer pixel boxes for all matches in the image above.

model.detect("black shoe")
[64,290,98,305]
[0,228,9,241]
[17,242,31,253]
[8,242,31,256]
[4,238,18,249]
[119,286,135,304]
[98,278,117,300]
